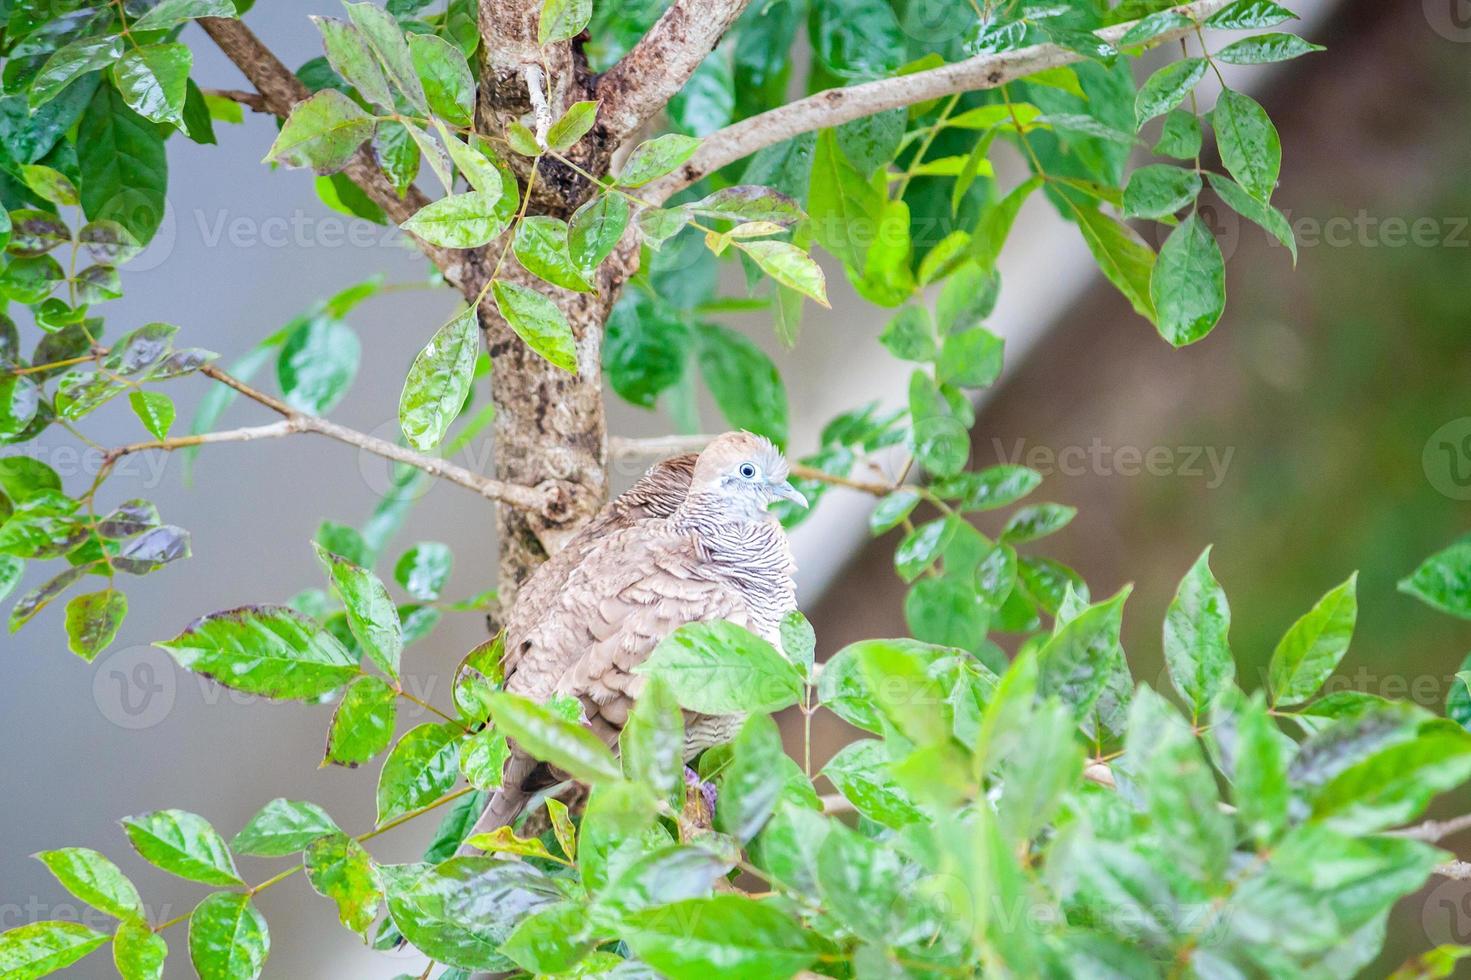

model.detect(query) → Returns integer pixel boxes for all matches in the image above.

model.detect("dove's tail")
[456,752,539,856]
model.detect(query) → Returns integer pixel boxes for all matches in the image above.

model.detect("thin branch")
[1436,861,1471,880]
[1390,812,1471,843]
[610,433,715,458]
[196,16,469,287]
[643,0,1236,202]
[202,87,269,114]
[595,0,753,147]
[101,363,557,513]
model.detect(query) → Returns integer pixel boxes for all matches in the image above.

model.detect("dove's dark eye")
[739,462,757,479]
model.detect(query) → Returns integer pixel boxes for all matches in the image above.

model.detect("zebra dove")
[467,432,804,839]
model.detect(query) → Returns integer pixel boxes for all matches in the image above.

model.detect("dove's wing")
[509,523,752,743]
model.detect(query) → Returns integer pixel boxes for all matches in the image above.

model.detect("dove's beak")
[771,480,808,509]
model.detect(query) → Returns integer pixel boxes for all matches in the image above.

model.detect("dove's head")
[684,431,807,521]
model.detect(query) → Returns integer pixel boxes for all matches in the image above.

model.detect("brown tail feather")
[455,751,538,856]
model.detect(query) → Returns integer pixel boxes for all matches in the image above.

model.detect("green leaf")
[937,326,1003,388]
[1163,546,1234,717]
[780,609,816,676]
[933,465,1041,512]
[1002,503,1076,543]
[383,858,561,972]
[453,636,505,724]
[232,798,339,857]
[315,16,393,109]
[488,692,621,783]
[63,588,127,661]
[936,261,1000,334]
[1311,728,1471,833]
[500,902,595,974]
[397,307,478,451]
[376,723,461,823]
[716,714,788,841]
[313,542,403,678]
[79,85,168,245]
[111,43,192,127]
[492,280,577,372]
[0,921,108,980]
[568,193,630,271]
[1126,688,1233,883]
[35,847,143,920]
[1151,212,1226,346]
[305,833,382,934]
[1217,32,1323,64]
[514,216,595,292]
[395,542,452,600]
[620,675,684,805]
[1206,0,1300,30]
[20,164,79,206]
[1123,163,1202,220]
[619,134,702,188]
[1154,109,1203,159]
[344,1,427,111]
[113,918,166,980]
[695,322,788,446]
[1117,10,1192,46]
[400,190,509,248]
[539,0,593,44]
[894,516,952,583]
[821,738,923,827]
[908,371,967,478]
[128,390,174,441]
[327,674,399,766]
[29,36,124,109]
[869,490,920,535]
[1398,539,1471,619]
[264,89,375,173]
[157,605,359,700]
[437,129,501,197]
[1134,58,1207,130]
[459,726,511,790]
[132,0,236,30]
[972,176,1042,273]
[122,809,242,886]
[506,121,540,156]
[1228,692,1289,845]
[1213,88,1281,202]
[187,892,269,980]
[277,315,361,414]
[1208,172,1297,263]
[687,186,805,226]
[637,620,804,714]
[1268,573,1357,707]
[734,240,828,307]
[1038,587,1130,718]
[1072,204,1156,321]
[408,33,474,126]
[547,100,598,150]
[621,895,818,979]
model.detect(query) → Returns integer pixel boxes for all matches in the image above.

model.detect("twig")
[523,64,552,151]
[1390,812,1471,843]
[595,0,753,146]
[98,363,554,514]
[202,87,269,114]
[643,0,1236,203]
[610,434,715,458]
[1436,861,1471,880]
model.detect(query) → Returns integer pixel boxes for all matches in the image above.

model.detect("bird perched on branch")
[466,431,805,840]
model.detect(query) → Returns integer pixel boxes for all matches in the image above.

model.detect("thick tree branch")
[197,16,469,286]
[595,0,753,146]
[644,0,1235,202]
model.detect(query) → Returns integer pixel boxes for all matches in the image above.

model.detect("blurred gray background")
[6,0,1471,976]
